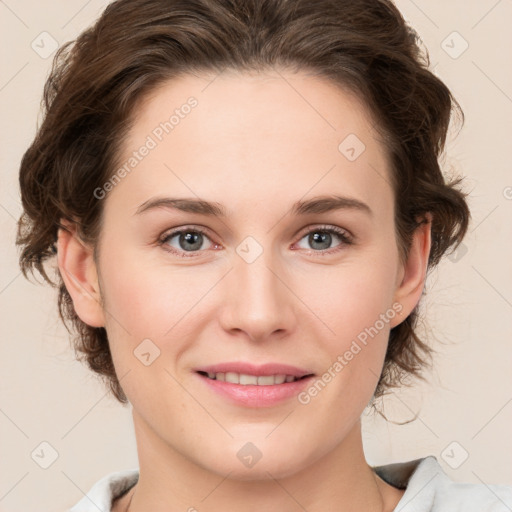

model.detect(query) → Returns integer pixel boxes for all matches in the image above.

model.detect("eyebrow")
[134,194,372,217]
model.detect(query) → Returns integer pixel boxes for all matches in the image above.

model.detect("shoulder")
[373,455,512,511]
[68,468,139,512]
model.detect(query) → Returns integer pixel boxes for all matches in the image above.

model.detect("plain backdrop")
[1,0,511,511]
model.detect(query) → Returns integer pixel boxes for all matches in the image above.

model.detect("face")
[66,69,427,480]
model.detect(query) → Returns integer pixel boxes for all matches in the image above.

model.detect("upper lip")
[194,362,314,378]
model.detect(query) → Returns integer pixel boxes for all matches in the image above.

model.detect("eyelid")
[295,223,353,242]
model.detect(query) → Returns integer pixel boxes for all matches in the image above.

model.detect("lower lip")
[196,373,314,407]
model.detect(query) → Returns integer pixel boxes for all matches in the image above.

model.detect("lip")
[193,361,315,408]
[194,361,313,378]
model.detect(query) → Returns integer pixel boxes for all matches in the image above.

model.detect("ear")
[56,220,105,328]
[390,213,432,328]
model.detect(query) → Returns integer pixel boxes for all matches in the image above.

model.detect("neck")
[122,411,401,512]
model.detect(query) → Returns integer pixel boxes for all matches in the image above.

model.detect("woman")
[16,0,512,511]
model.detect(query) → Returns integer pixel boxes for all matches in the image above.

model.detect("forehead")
[108,69,393,218]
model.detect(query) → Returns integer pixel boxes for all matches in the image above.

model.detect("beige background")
[1,0,511,511]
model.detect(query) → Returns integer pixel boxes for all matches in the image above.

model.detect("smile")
[197,371,311,385]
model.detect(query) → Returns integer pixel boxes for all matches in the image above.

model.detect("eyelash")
[157,224,353,258]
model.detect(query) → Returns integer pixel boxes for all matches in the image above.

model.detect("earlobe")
[390,214,432,329]
[57,220,105,328]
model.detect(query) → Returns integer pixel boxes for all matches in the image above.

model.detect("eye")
[158,224,353,258]
[158,226,218,257]
[294,225,353,255]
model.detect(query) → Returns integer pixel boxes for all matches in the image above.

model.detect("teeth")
[257,375,275,385]
[239,374,258,385]
[204,372,301,385]
[225,372,239,384]
[274,374,286,384]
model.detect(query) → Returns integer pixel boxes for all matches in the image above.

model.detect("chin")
[196,439,318,481]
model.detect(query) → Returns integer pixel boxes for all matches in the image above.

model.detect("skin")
[57,69,431,512]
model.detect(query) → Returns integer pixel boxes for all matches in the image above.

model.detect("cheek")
[296,274,393,426]
[99,249,211,336]
[308,256,398,342]
[97,253,203,408]
[298,251,398,397]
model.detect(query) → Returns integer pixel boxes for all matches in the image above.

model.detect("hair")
[17,0,470,407]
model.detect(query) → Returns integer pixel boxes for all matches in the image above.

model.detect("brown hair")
[17,0,469,406]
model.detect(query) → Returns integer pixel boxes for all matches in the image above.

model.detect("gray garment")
[68,455,512,511]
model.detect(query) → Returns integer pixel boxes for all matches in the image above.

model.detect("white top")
[68,455,512,511]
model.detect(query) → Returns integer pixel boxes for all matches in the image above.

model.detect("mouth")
[193,362,316,407]
[196,370,314,385]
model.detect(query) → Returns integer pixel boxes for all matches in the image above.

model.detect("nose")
[218,244,296,343]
